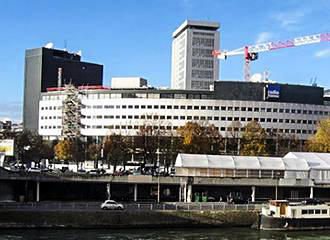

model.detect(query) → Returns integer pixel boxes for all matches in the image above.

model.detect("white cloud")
[256,32,274,44]
[315,48,330,58]
[271,9,307,30]
[0,101,22,123]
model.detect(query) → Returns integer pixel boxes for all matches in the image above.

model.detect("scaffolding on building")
[61,84,82,139]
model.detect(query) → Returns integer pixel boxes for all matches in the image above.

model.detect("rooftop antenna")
[263,68,270,81]
[64,40,68,51]
[312,76,318,87]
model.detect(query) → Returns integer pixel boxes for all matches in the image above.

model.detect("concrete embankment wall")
[0,210,258,229]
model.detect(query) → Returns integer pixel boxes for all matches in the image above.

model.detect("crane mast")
[213,32,330,81]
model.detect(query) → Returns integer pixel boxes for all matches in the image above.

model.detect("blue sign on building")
[267,85,280,99]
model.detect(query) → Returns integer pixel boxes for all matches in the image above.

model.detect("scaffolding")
[61,84,82,139]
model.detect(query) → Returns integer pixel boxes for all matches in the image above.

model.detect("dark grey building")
[23,47,103,131]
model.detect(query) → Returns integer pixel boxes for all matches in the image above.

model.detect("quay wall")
[0,210,258,229]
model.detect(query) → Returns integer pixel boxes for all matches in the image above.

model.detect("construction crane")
[212,32,330,81]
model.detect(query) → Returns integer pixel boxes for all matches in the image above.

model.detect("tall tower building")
[23,46,103,131]
[171,20,220,90]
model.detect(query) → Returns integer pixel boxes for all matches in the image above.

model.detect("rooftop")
[172,20,220,38]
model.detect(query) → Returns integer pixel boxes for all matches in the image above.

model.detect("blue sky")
[0,0,329,122]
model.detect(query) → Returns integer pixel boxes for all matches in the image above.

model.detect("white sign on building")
[0,139,14,156]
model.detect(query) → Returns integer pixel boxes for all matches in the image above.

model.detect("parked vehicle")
[100,200,124,210]
[89,169,106,175]
[28,167,41,173]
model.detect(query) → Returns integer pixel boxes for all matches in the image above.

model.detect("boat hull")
[260,215,330,231]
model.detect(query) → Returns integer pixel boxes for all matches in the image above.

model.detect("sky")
[0,0,329,122]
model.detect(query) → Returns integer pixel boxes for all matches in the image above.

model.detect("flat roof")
[173,20,220,38]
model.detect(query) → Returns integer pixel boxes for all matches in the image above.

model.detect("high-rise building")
[23,46,103,131]
[171,20,220,90]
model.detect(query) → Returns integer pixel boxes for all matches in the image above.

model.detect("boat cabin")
[262,200,330,219]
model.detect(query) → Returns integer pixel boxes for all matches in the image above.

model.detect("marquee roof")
[175,153,321,171]
[284,152,330,170]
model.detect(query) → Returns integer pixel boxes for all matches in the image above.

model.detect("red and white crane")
[212,32,330,81]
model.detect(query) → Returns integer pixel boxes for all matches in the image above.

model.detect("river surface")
[1,228,330,240]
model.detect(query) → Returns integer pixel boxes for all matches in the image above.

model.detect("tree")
[40,140,55,160]
[103,134,128,172]
[87,143,101,168]
[225,121,242,155]
[177,122,223,154]
[267,131,302,156]
[15,130,44,165]
[54,140,75,162]
[240,121,268,156]
[136,125,162,166]
[307,118,330,152]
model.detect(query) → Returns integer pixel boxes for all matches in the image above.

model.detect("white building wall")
[38,92,330,140]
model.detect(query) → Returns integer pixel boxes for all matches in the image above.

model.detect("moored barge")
[260,199,330,230]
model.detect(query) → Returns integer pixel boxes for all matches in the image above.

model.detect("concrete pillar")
[187,185,192,203]
[36,181,40,202]
[179,186,182,202]
[134,184,138,202]
[310,186,314,199]
[106,183,111,200]
[275,184,278,200]
[251,186,255,202]
[237,138,241,155]
[184,184,187,202]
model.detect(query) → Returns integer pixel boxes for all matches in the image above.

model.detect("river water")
[1,228,330,240]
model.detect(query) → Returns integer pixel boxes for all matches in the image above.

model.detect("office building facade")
[23,47,103,131]
[38,81,330,142]
[171,20,220,90]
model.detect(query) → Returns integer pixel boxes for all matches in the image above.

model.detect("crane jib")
[321,33,330,41]
[269,40,295,50]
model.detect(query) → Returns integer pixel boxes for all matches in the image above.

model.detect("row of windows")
[41,126,61,129]
[192,37,214,47]
[192,59,214,69]
[193,32,215,37]
[40,124,316,135]
[192,48,213,58]
[41,106,61,110]
[68,104,329,115]
[41,116,62,120]
[191,69,213,79]
[301,209,328,215]
[79,114,319,124]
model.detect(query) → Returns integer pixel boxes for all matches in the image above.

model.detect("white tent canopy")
[175,154,310,171]
[175,152,330,180]
[284,152,330,182]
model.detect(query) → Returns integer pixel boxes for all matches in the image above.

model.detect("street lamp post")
[156,148,160,203]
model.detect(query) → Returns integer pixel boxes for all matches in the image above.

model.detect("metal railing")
[0,201,263,212]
